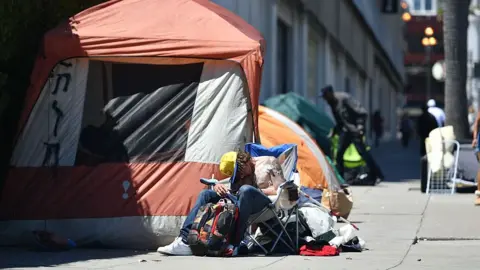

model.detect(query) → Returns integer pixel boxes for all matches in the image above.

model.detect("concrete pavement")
[2,139,480,270]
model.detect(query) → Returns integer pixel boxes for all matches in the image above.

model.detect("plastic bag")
[299,203,336,237]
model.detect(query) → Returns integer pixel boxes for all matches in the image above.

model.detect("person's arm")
[261,186,277,196]
[260,158,286,196]
[472,112,480,147]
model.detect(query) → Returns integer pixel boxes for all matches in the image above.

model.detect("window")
[413,0,421,10]
[345,77,350,93]
[408,0,437,14]
[425,0,432,10]
[307,38,318,101]
[277,19,290,94]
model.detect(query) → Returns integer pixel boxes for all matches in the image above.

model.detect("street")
[2,140,480,270]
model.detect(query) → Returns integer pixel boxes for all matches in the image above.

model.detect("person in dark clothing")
[320,85,385,181]
[372,110,384,148]
[416,105,439,156]
[400,112,413,148]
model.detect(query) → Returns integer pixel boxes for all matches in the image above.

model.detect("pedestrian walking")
[427,99,446,127]
[399,112,413,148]
[471,111,480,205]
[372,110,384,148]
[416,105,439,157]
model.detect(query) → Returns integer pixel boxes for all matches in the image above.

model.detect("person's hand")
[213,184,229,197]
[472,138,478,148]
[357,125,364,136]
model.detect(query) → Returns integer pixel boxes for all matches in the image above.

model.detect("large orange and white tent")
[0,0,264,249]
[259,106,342,191]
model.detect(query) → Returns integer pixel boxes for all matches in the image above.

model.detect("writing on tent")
[42,61,71,167]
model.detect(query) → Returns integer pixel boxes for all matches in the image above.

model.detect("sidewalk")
[2,140,480,270]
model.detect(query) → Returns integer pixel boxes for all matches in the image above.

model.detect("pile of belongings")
[297,202,365,256]
[425,126,456,174]
[250,187,365,256]
[446,168,477,192]
[425,125,478,193]
[31,230,77,251]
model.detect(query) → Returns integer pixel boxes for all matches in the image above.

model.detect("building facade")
[212,0,405,140]
[403,15,444,112]
[405,0,478,125]
[403,0,444,116]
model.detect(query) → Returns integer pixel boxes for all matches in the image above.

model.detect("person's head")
[219,150,255,189]
[320,85,336,104]
[235,151,254,181]
[427,99,436,108]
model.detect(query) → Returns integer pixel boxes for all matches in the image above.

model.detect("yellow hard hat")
[219,151,238,177]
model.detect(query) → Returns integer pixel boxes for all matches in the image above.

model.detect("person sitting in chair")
[157,150,286,256]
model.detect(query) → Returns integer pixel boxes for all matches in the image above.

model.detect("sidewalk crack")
[384,194,431,270]
[250,256,287,270]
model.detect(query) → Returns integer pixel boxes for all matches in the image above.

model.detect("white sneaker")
[157,237,192,256]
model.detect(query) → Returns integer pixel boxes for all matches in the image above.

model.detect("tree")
[442,0,471,140]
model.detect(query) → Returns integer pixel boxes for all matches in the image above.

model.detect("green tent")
[264,92,334,155]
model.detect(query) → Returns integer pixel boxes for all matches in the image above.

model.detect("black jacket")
[417,111,438,139]
[329,92,368,135]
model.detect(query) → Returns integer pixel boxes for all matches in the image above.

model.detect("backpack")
[187,198,239,256]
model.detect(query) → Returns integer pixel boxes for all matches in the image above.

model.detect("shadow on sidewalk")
[370,139,421,183]
[0,248,151,269]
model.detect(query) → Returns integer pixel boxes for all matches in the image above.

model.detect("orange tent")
[19,0,264,136]
[259,106,342,190]
[0,0,264,249]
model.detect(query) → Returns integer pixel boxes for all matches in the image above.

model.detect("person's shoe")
[157,237,192,256]
[475,191,480,206]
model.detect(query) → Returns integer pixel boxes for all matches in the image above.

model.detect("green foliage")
[437,0,478,21]
[0,0,105,191]
[0,1,105,67]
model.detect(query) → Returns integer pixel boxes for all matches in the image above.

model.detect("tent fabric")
[264,93,334,155]
[258,106,342,191]
[19,0,264,140]
[1,58,254,249]
[1,0,264,247]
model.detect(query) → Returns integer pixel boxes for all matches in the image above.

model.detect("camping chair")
[202,143,300,255]
[243,143,300,255]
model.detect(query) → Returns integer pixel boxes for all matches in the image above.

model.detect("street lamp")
[402,12,412,22]
[422,27,437,100]
[424,27,434,36]
[401,1,411,22]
